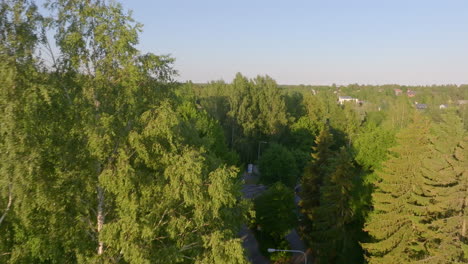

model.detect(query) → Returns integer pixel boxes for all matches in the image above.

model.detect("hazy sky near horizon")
[119,0,468,85]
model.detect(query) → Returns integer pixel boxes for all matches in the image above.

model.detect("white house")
[338,96,358,105]
[415,103,427,110]
[439,104,448,109]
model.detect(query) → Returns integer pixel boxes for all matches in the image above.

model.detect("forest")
[1,0,467,263]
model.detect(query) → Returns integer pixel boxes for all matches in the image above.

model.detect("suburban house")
[415,103,427,110]
[394,89,402,96]
[439,104,448,109]
[407,90,416,97]
[338,96,359,105]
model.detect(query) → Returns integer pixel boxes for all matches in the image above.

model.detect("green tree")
[421,112,467,263]
[49,0,248,262]
[195,80,231,138]
[102,101,249,264]
[353,122,395,171]
[1,0,249,263]
[252,182,296,261]
[302,93,326,129]
[381,96,413,130]
[0,1,87,262]
[284,90,306,121]
[310,148,355,264]
[258,143,298,188]
[455,136,468,259]
[288,116,320,152]
[47,0,168,259]
[362,115,438,263]
[226,73,288,162]
[254,182,297,238]
[253,76,289,139]
[300,126,335,211]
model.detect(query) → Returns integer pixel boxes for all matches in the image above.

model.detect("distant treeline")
[191,75,467,263]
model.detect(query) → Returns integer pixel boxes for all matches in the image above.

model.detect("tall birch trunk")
[0,183,12,226]
[97,185,105,255]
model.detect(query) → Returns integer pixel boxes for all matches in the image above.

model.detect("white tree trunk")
[0,183,13,226]
[97,185,105,255]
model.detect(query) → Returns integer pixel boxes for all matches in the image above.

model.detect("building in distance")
[407,90,416,97]
[415,102,427,110]
[338,96,359,105]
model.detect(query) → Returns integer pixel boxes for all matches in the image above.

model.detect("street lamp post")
[267,248,307,264]
[257,141,268,161]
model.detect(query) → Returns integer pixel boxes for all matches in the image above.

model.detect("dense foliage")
[1,1,467,263]
[258,143,298,188]
[0,1,248,263]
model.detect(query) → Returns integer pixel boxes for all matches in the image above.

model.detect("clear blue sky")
[120,0,468,85]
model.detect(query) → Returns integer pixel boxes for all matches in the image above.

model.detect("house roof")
[415,103,427,109]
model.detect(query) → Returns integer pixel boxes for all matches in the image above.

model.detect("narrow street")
[241,166,310,264]
[241,169,270,264]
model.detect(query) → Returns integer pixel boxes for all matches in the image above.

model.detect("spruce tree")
[310,148,355,263]
[422,112,467,263]
[455,135,468,259]
[362,115,437,263]
[301,126,335,212]
[301,126,352,262]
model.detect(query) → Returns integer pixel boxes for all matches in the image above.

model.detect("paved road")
[289,185,312,264]
[286,229,309,264]
[240,167,310,263]
[240,167,270,264]
[242,184,267,199]
[239,225,270,264]
[240,168,270,264]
